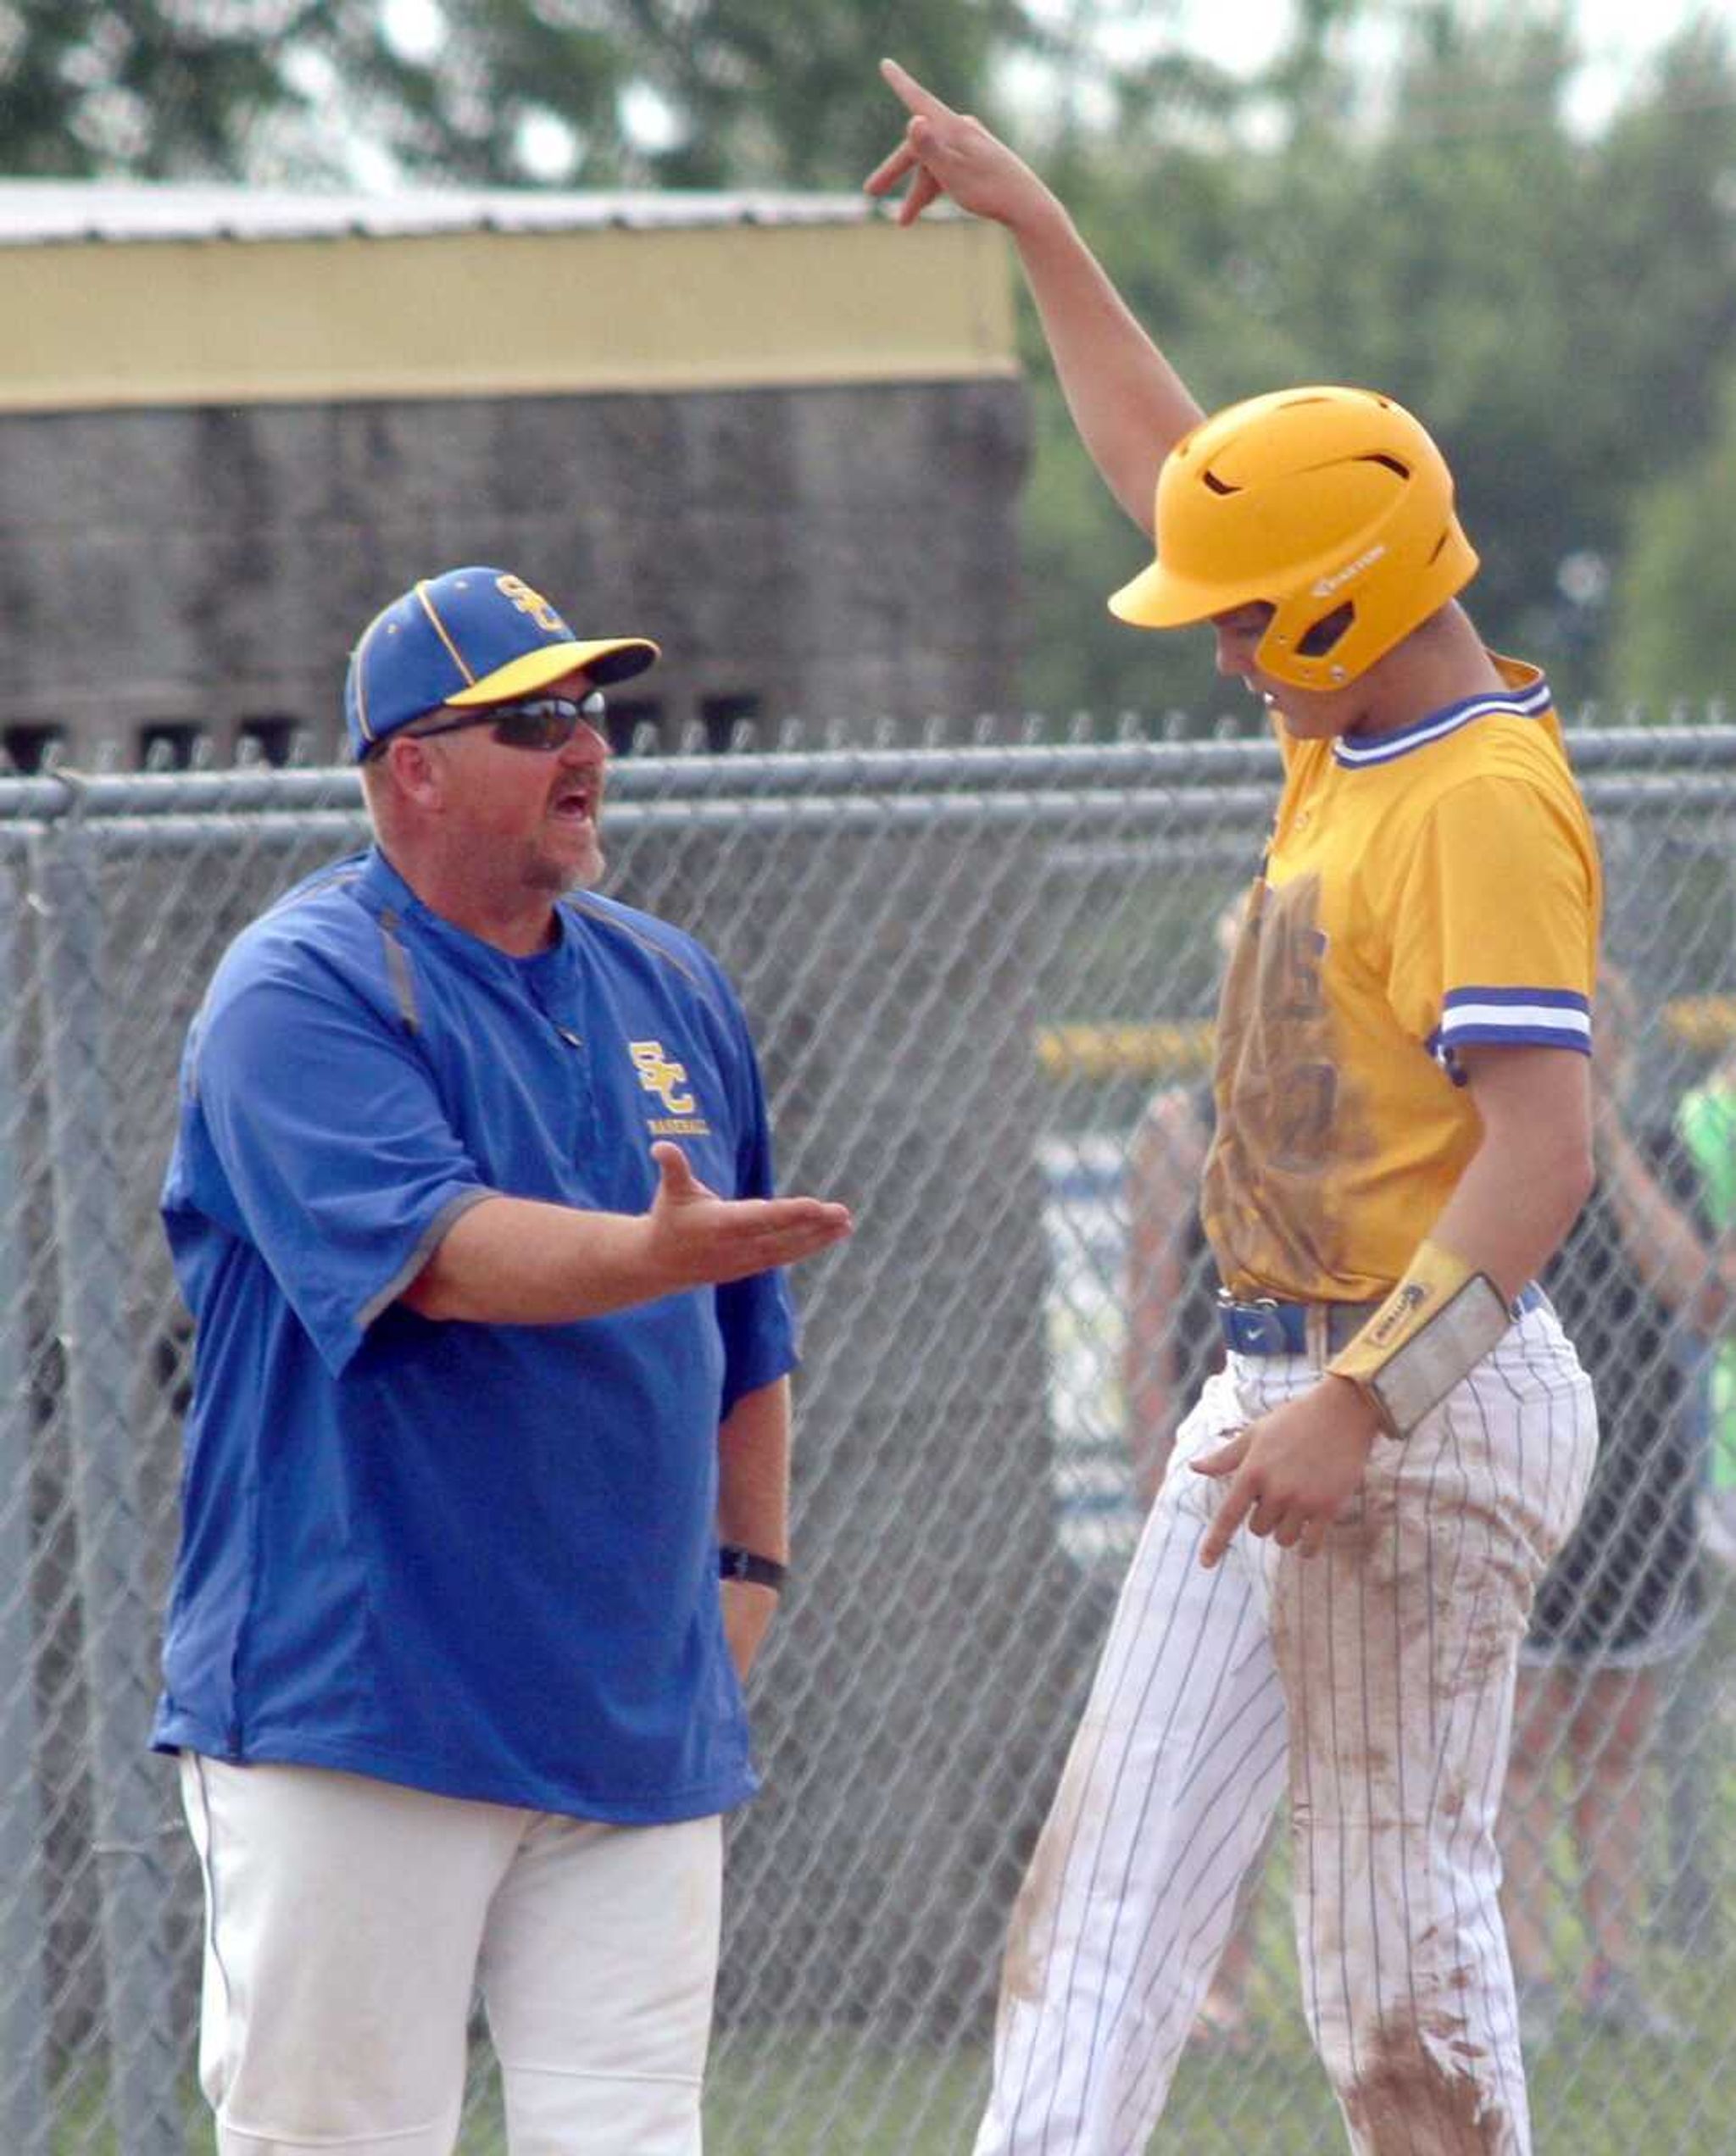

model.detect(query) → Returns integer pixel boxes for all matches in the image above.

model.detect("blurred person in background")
[1676,1037,1736,1561]
[1661,1019,1736,1950]
[1121,1065,1218,1509]
[1120,897,1241,1505]
[1121,898,1271,2059]
[1500,969,1711,2049]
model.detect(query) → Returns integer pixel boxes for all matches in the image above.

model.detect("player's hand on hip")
[646,1140,852,1288]
[1192,1376,1382,1569]
[865,58,1059,232]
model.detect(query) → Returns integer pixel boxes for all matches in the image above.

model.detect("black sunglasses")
[400,691,608,754]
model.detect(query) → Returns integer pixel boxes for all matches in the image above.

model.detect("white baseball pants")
[178,1756,722,2155]
[976,1297,1596,2156]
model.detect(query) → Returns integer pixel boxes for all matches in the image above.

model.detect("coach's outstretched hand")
[1193,1376,1382,1567]
[865,58,1060,233]
[404,1147,850,1325]
[646,1140,852,1288]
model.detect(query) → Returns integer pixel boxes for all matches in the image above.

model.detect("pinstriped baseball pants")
[975,1298,1596,2156]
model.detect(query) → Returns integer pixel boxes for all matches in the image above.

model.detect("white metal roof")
[0,181,879,248]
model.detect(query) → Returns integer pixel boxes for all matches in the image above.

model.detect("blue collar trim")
[1331,675,1553,768]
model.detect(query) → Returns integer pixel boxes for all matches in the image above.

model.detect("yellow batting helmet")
[1109,386,1479,689]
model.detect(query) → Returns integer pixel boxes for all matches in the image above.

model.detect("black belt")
[1216,1282,1544,1358]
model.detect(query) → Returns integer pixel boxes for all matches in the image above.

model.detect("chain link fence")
[5,722,1736,2156]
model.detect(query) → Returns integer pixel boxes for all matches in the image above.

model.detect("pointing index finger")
[879,56,957,124]
[1199,1474,1255,1570]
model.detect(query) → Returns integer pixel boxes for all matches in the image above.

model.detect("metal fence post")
[31,823,184,2156]
[0,847,50,2156]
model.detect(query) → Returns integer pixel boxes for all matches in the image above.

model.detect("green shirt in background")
[1677,1077,1736,1495]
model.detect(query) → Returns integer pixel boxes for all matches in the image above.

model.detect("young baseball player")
[871,63,1601,2156]
[153,566,852,2155]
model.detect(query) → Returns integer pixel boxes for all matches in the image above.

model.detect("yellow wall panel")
[1,219,1017,413]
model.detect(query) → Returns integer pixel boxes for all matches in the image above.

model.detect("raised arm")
[865,58,1204,529]
[403,1141,852,1323]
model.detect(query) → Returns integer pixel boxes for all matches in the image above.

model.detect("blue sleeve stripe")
[1441,986,1590,1014]
[1437,1020,1593,1053]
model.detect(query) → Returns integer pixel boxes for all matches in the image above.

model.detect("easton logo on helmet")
[1311,545,1388,601]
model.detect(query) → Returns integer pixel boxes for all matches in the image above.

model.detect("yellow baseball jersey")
[1202,658,1601,1302]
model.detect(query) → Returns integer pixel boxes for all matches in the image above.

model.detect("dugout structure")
[0,183,1026,771]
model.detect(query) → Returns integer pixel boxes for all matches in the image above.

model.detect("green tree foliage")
[599,0,1037,189]
[4,3,1733,712]
[1611,362,1736,718]
[0,2,1039,186]
[1014,136,1264,725]
[1017,7,1736,720]
[0,2,311,177]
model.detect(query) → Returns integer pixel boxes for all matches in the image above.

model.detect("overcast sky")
[362,0,1728,185]
[1022,0,1728,136]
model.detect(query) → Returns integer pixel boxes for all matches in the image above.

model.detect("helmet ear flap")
[1254,597,1358,684]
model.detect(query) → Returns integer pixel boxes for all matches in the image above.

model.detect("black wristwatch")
[718,1544,787,1592]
